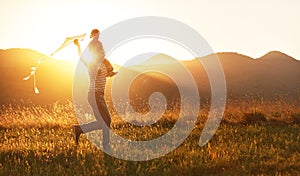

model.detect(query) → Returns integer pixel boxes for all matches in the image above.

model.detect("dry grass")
[0,99,299,175]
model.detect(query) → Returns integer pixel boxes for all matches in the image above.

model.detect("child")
[103,58,117,77]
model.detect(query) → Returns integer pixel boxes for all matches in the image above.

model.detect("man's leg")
[95,93,112,150]
[80,91,103,132]
[73,91,102,144]
[73,91,112,149]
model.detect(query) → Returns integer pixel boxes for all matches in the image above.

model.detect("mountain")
[0,48,299,106]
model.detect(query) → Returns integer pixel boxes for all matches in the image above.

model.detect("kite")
[24,33,86,94]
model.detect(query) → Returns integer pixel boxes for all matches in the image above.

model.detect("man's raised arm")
[74,39,88,67]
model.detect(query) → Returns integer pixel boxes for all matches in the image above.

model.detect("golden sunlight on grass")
[0,99,299,175]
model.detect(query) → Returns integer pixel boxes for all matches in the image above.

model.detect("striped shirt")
[88,63,107,93]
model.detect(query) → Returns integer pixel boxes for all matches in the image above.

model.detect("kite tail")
[33,74,39,94]
[23,57,46,94]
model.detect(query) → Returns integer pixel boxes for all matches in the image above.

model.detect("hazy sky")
[1,0,299,63]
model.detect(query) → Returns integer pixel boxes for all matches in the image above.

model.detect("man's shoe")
[72,125,82,145]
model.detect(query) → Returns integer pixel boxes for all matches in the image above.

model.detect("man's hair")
[90,29,100,38]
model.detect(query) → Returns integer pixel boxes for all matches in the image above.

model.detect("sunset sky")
[1,0,299,64]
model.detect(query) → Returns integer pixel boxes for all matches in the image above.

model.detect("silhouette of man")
[72,29,115,150]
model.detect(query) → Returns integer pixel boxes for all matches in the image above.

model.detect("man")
[72,29,115,150]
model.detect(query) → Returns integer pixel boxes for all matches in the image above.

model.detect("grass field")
[0,100,299,175]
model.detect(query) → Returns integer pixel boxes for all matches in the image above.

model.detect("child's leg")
[103,59,117,77]
[103,59,113,73]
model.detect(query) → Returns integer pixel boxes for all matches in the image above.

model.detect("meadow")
[0,99,299,175]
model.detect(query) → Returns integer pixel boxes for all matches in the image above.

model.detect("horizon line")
[0,47,299,63]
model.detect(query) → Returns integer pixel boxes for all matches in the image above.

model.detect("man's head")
[90,29,100,38]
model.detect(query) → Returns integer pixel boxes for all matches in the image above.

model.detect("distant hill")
[0,48,299,105]
[0,48,76,104]
[215,51,300,99]
[112,52,300,109]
